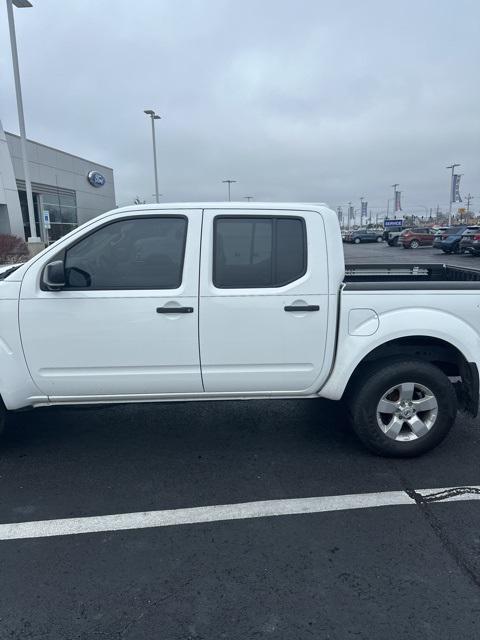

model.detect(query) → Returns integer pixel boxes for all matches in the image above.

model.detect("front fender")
[319,307,480,401]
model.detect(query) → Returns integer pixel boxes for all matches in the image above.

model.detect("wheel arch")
[320,323,479,416]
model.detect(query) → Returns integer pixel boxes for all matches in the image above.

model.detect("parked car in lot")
[459,228,480,255]
[386,228,410,246]
[346,229,383,244]
[400,227,436,249]
[1,202,480,457]
[433,226,479,254]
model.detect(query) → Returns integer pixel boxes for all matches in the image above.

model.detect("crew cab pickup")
[1,202,479,457]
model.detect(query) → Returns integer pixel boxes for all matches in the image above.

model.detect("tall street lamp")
[6,0,40,243]
[222,179,236,201]
[391,184,399,214]
[144,109,161,203]
[446,163,460,226]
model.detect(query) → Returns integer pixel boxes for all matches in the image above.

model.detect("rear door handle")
[157,306,194,314]
[284,305,320,312]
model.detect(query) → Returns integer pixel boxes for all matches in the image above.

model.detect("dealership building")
[0,119,116,244]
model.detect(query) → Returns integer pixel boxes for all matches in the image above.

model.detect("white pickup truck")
[1,202,479,456]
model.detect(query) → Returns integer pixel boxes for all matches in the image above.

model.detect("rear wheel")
[348,360,456,457]
[354,237,361,244]
[410,239,420,249]
[376,236,383,243]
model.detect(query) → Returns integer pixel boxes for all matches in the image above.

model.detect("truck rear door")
[199,209,330,393]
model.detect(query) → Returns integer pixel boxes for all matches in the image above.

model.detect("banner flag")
[452,174,462,203]
[394,190,402,212]
[361,201,368,217]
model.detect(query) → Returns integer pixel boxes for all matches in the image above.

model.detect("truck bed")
[344,263,480,290]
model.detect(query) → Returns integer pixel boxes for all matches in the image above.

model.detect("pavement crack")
[393,467,480,591]
[416,486,480,503]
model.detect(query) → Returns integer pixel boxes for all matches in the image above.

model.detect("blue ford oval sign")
[87,170,106,188]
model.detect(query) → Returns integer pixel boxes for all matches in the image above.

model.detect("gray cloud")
[1,0,479,215]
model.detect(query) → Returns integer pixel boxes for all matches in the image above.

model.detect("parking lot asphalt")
[344,237,480,266]
[1,242,480,639]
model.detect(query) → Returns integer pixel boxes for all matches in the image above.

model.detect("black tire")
[410,240,420,249]
[354,237,361,244]
[376,236,383,243]
[348,360,457,457]
[0,400,5,440]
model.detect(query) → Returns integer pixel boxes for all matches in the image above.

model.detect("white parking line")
[0,487,479,541]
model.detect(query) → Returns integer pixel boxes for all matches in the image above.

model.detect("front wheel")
[348,360,457,457]
[410,240,420,249]
[0,400,5,440]
[376,236,383,243]
[354,238,361,244]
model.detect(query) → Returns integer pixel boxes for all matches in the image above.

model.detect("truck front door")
[19,211,203,398]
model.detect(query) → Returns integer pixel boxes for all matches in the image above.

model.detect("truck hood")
[0,263,24,276]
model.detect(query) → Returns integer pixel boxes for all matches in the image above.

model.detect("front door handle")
[157,306,194,314]
[284,305,320,312]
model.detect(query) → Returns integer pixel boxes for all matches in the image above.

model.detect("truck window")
[63,216,187,289]
[213,216,306,288]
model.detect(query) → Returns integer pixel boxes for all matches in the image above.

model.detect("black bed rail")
[344,263,480,283]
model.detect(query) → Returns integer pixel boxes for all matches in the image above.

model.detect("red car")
[399,227,436,249]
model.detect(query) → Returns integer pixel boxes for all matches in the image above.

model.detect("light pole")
[6,0,40,243]
[466,194,474,221]
[446,163,460,226]
[222,179,236,201]
[391,184,399,214]
[144,109,161,203]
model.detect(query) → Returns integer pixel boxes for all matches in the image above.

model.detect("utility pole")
[466,193,473,215]
[222,179,236,201]
[144,109,161,203]
[446,163,460,226]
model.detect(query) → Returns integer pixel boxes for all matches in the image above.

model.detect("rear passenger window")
[64,216,187,289]
[213,216,306,288]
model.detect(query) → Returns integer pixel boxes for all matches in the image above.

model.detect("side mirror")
[43,260,66,290]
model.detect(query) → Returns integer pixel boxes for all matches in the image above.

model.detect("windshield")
[443,227,465,235]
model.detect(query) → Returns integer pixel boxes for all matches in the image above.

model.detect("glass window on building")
[18,190,41,240]
[19,188,78,243]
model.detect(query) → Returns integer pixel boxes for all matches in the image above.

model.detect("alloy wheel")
[376,382,438,441]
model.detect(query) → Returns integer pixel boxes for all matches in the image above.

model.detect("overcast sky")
[1,0,479,215]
